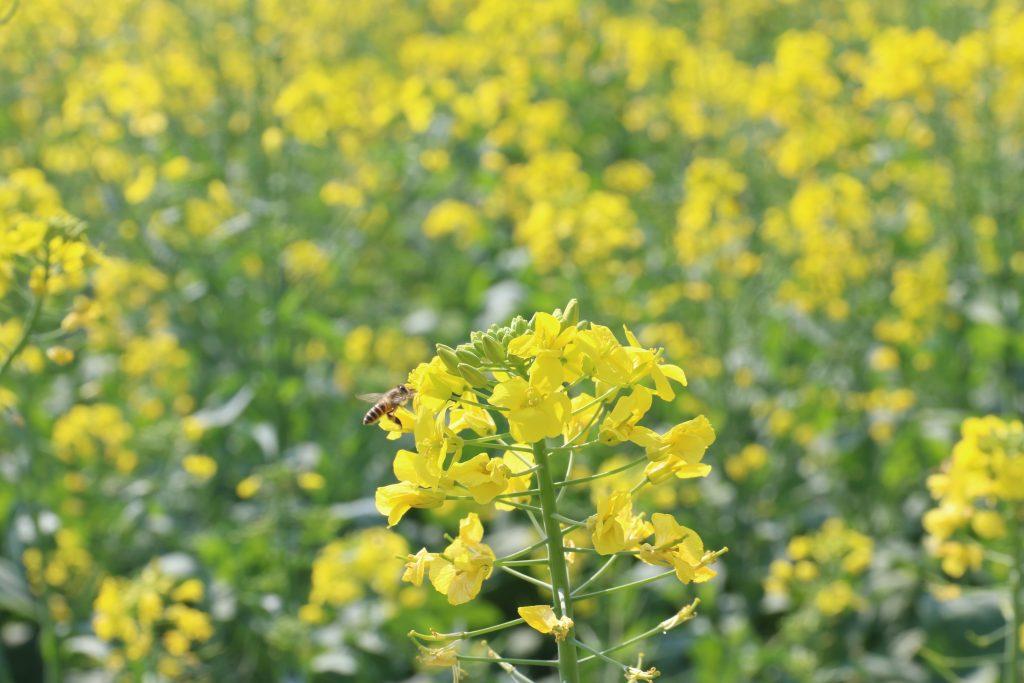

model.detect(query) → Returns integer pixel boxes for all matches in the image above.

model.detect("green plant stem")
[498,565,552,591]
[534,439,581,683]
[572,569,675,600]
[409,617,525,642]
[0,251,50,383]
[457,655,558,667]
[553,456,647,489]
[577,622,665,663]
[570,638,628,670]
[572,555,618,595]
[1008,506,1022,683]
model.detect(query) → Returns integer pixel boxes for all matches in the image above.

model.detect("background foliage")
[2,0,1024,680]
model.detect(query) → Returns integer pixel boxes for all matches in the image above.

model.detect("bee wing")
[355,392,386,403]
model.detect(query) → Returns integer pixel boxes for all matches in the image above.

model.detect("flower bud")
[455,346,482,366]
[435,345,461,373]
[481,334,505,363]
[560,298,580,325]
[457,363,489,387]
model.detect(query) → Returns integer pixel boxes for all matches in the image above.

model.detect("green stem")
[1008,506,1022,683]
[0,249,50,383]
[409,617,524,642]
[572,569,675,600]
[554,456,647,489]
[498,565,552,591]
[572,556,618,595]
[534,439,581,683]
[457,655,557,667]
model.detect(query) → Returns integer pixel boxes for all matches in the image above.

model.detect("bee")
[358,384,415,425]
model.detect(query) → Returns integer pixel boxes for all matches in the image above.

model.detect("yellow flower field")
[2,0,1024,680]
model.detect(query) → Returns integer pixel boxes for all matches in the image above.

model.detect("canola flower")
[91,563,213,680]
[764,517,873,618]
[923,416,1024,680]
[375,301,723,682]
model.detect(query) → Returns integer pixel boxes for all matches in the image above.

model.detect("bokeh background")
[2,0,1024,680]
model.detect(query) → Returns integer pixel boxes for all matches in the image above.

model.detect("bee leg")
[385,409,399,425]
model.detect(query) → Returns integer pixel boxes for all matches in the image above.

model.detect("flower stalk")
[534,438,582,683]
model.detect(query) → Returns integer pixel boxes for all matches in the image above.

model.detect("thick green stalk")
[533,439,581,683]
[1008,506,1022,683]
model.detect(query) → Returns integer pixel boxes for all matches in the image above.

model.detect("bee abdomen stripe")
[363,404,385,424]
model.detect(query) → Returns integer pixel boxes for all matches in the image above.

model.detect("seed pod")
[436,345,461,373]
[457,363,489,387]
[455,346,482,366]
[481,334,506,363]
[560,299,580,325]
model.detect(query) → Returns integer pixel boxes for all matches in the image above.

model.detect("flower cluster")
[301,527,419,624]
[923,416,1024,579]
[764,518,873,617]
[377,302,723,680]
[92,564,213,679]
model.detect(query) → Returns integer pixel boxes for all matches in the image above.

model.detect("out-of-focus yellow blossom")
[52,404,137,472]
[923,416,1024,579]
[182,454,217,481]
[765,518,872,616]
[235,475,262,499]
[724,444,769,482]
[282,240,331,283]
[307,528,410,614]
[92,565,211,678]
[297,471,326,491]
[422,200,483,248]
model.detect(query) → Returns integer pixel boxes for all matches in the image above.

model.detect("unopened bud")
[436,345,461,373]
[481,334,505,363]
[457,363,489,387]
[560,299,580,325]
[455,346,482,366]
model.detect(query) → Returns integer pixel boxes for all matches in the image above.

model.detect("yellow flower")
[518,605,574,641]
[496,449,536,511]
[449,453,511,504]
[588,491,653,555]
[599,386,653,445]
[428,513,495,605]
[449,392,497,435]
[182,454,217,481]
[635,415,716,482]
[401,548,436,587]
[297,471,326,491]
[171,579,204,603]
[489,375,571,444]
[408,357,469,410]
[375,482,446,527]
[298,603,326,624]
[236,475,262,499]
[46,346,74,365]
[637,513,718,584]
[507,312,576,360]
[622,326,689,401]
